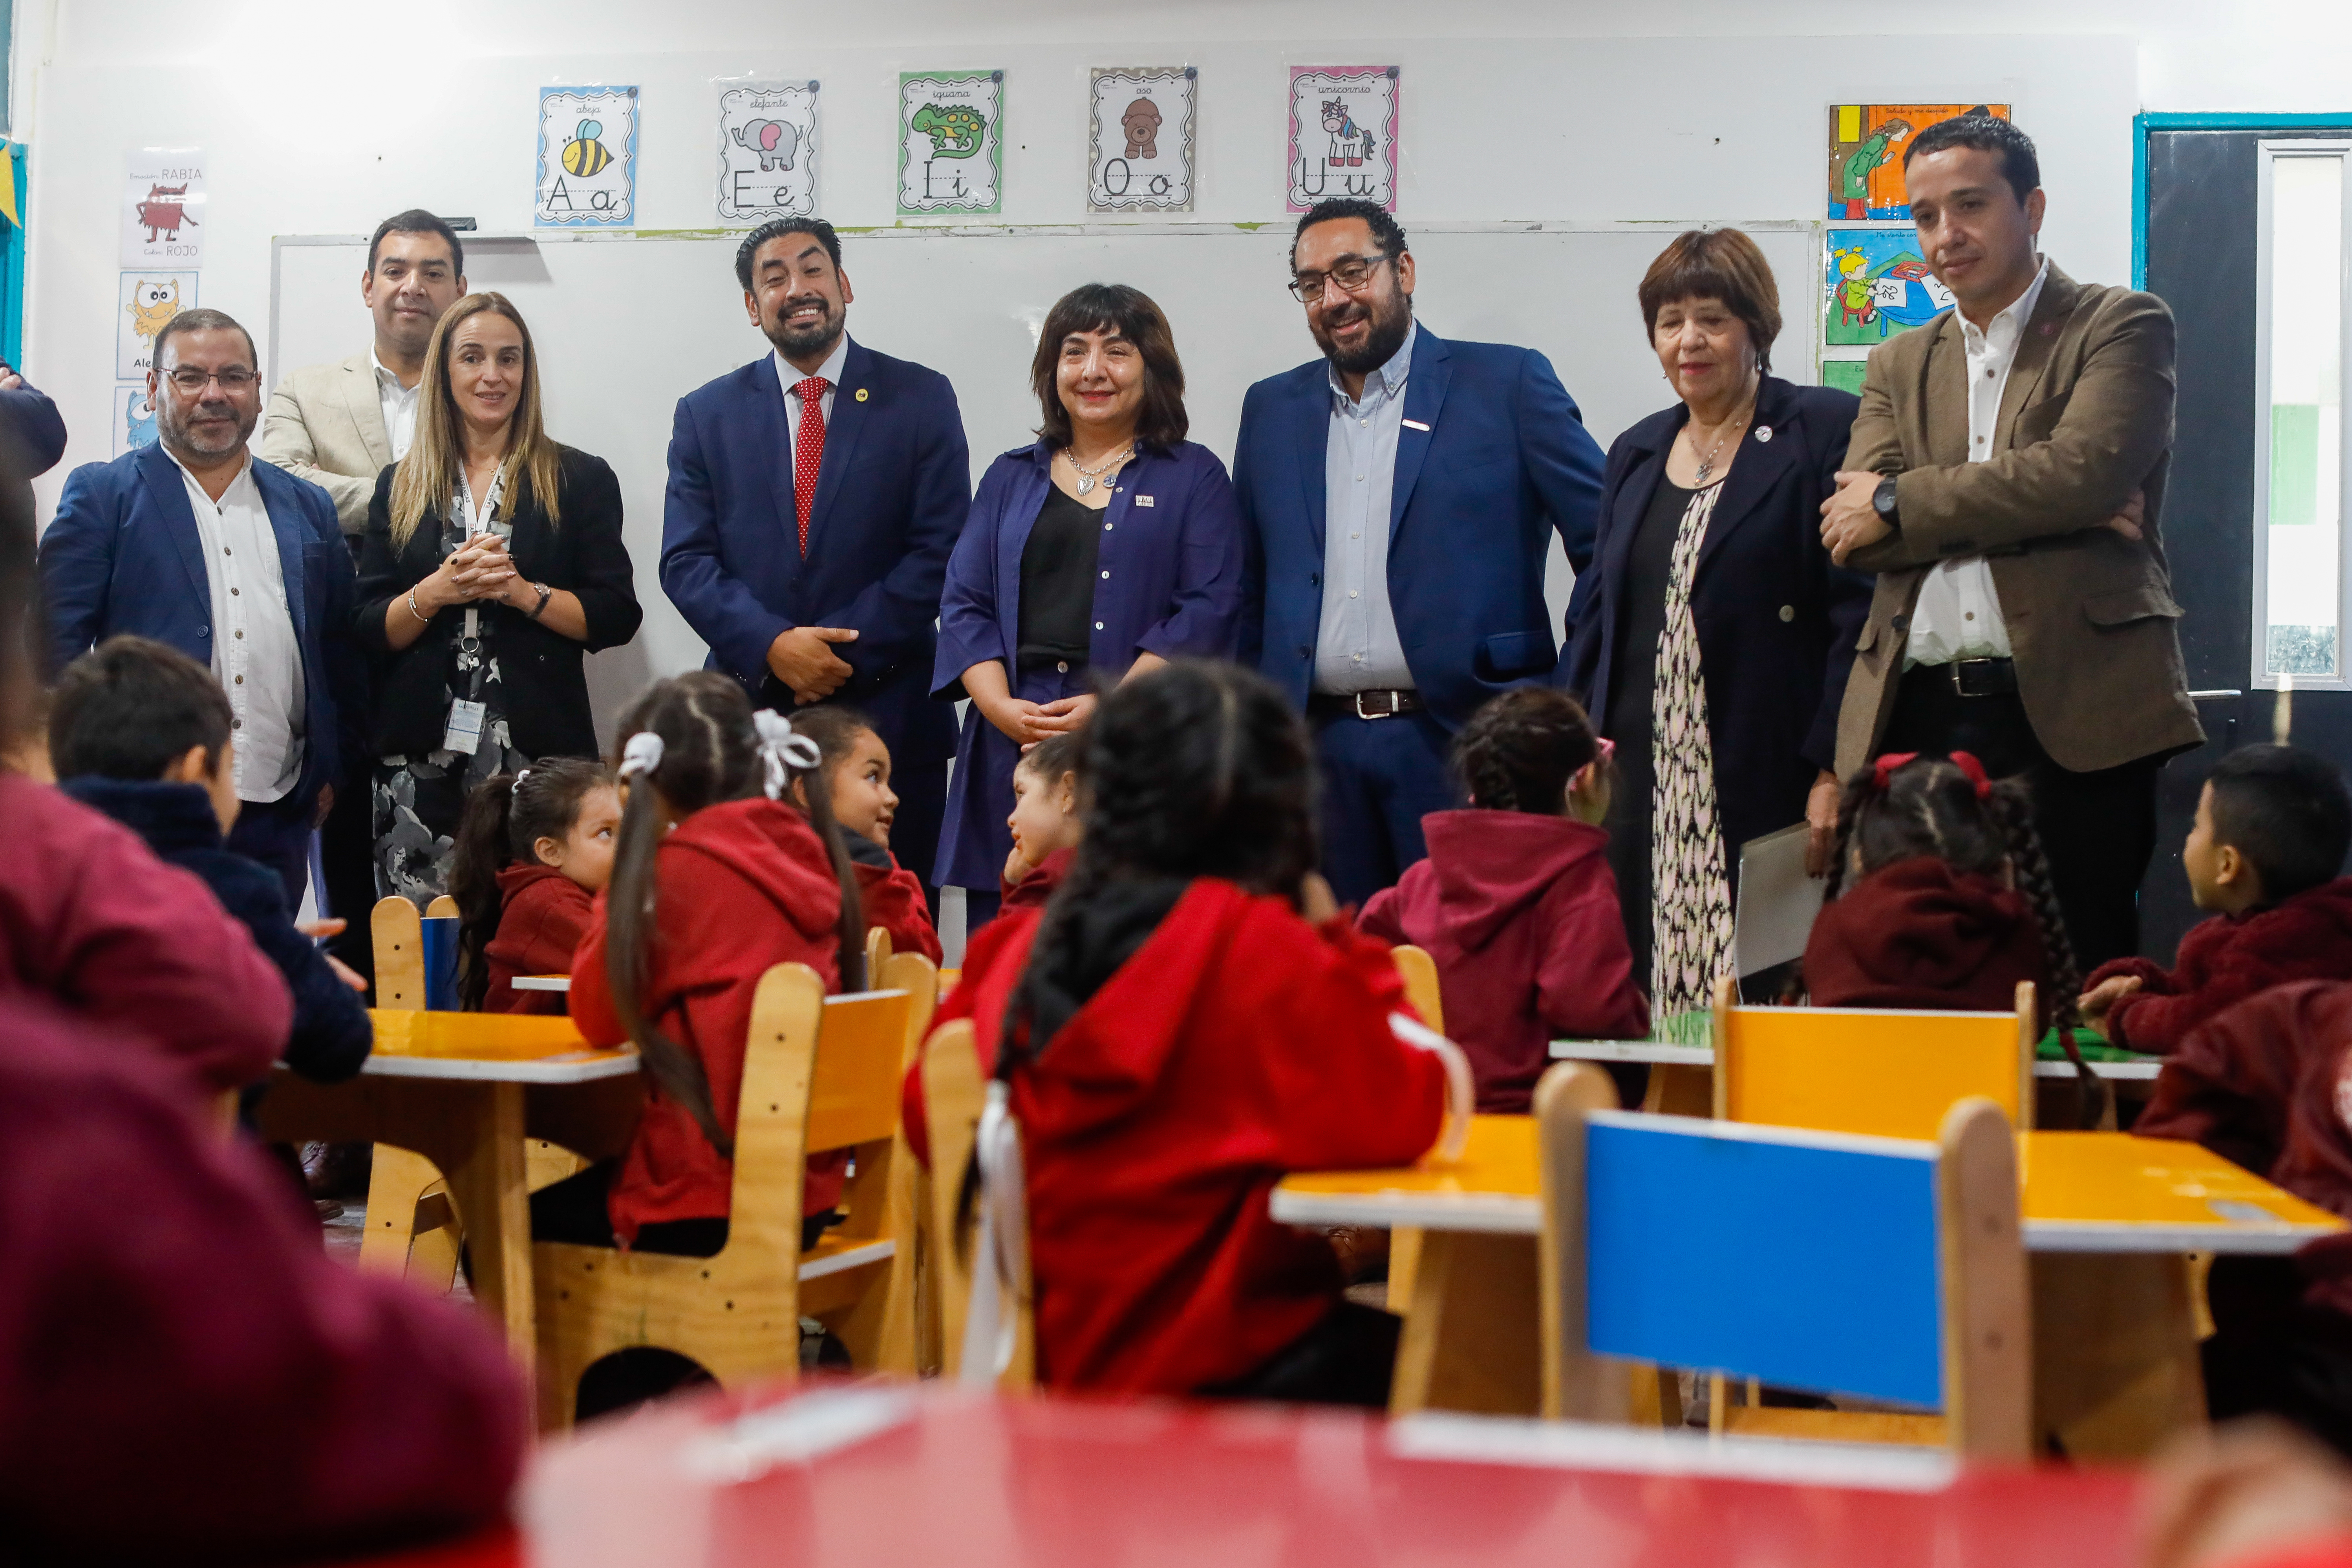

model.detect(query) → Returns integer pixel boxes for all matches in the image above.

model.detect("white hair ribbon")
[510,767,532,797]
[752,709,822,800]
[618,732,665,781]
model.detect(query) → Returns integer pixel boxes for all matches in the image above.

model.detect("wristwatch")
[527,582,553,622]
[1872,476,1902,528]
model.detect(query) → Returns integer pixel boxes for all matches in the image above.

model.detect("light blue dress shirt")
[1314,319,1418,693]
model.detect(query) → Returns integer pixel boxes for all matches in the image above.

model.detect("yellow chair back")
[1391,944,1445,1035]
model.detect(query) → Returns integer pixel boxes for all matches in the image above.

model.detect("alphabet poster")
[1088,67,1195,213]
[117,270,196,381]
[113,382,160,458]
[536,86,638,228]
[1828,103,2011,220]
[717,80,818,224]
[121,147,204,269]
[898,71,1002,216]
[1287,66,1398,213]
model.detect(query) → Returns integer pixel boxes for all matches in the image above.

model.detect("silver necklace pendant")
[1694,456,1714,484]
[1074,474,1096,496]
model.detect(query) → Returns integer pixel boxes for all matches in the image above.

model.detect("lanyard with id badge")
[443,467,508,756]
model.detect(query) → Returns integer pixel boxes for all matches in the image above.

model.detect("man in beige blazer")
[1820,116,2202,967]
[260,209,466,545]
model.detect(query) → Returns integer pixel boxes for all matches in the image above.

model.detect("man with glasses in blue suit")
[1234,198,1609,905]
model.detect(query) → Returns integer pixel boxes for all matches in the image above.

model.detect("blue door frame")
[2134,112,2352,288]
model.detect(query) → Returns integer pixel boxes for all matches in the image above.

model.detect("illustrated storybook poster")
[1827,103,2012,220]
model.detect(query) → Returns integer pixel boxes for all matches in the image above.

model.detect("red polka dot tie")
[792,376,831,557]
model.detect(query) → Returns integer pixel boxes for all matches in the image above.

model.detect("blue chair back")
[421,915,462,1011]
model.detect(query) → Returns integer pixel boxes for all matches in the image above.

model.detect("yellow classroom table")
[1272,1116,2345,1455]
[254,1011,642,1391]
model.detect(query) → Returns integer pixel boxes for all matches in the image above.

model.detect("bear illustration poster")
[121,148,204,269]
[113,383,160,458]
[1088,67,1196,213]
[537,86,638,228]
[1287,67,1399,214]
[898,71,1003,216]
[717,81,818,224]
[117,271,197,381]
[1827,104,2010,220]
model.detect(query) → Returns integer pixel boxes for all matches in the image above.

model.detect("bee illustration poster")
[1287,67,1398,213]
[537,86,638,228]
[117,271,197,381]
[717,80,818,224]
[113,383,160,458]
[1824,228,1955,347]
[1088,67,1196,213]
[121,148,204,269]
[897,71,1002,216]
[1828,103,2010,220]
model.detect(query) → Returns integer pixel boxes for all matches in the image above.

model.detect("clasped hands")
[415,534,535,615]
[978,690,1096,748]
[1817,472,2149,567]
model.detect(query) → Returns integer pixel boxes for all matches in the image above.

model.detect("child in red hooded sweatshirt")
[786,706,942,964]
[940,661,1458,1405]
[1360,688,1648,1112]
[450,759,620,1014]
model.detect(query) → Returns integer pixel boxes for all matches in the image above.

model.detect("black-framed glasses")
[1288,254,1392,303]
[163,367,258,393]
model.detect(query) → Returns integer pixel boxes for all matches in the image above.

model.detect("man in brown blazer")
[1821,115,2202,967]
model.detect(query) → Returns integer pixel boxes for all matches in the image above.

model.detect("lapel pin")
[1136,495,1155,507]
[2038,322,2056,337]
[856,388,869,401]
[1754,425,1773,443]
[1401,417,1431,432]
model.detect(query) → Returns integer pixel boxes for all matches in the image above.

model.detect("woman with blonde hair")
[353,291,640,902]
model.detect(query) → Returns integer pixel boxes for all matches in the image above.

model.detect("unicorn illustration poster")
[1288,67,1399,214]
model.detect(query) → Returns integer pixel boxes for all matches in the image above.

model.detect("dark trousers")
[1198,1301,1402,1408]
[1882,667,2160,969]
[225,789,318,914]
[316,776,379,986]
[889,756,948,920]
[1313,709,1456,909]
[2201,1257,2352,1459]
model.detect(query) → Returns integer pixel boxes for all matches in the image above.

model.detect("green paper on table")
[2037,1026,2161,1065]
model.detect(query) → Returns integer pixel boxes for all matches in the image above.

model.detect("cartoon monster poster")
[117,270,196,381]
[537,86,638,229]
[898,71,1003,217]
[1823,227,1956,348]
[121,148,204,269]
[1827,104,2011,221]
[1288,67,1398,214]
[1088,67,1196,214]
[717,80,818,225]
[113,383,160,459]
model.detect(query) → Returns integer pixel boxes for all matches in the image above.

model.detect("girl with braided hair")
[913,659,1458,1402]
[448,757,618,1014]
[1361,687,1649,1112]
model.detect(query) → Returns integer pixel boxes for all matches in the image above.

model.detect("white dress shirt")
[1314,320,1417,693]
[371,348,420,462]
[1904,258,2048,669]
[771,333,851,487]
[168,449,307,802]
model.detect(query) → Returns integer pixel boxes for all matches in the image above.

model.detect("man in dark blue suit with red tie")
[662,218,971,905]
[1235,198,1608,906]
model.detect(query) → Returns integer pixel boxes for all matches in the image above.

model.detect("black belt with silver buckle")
[1947,657,2018,697]
[1310,689,1425,721]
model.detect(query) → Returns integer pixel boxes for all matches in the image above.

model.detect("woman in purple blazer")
[934,284,1244,924]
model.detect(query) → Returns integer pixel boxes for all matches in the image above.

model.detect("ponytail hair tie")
[510,767,532,797]
[1949,750,1994,801]
[618,732,665,780]
[752,709,822,800]
[1870,751,1920,792]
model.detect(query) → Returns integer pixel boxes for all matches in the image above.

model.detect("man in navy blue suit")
[662,218,970,905]
[1234,198,1608,905]
[40,308,363,909]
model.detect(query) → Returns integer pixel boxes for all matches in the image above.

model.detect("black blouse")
[1015,484,1104,673]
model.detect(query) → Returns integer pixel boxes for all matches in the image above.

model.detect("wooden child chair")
[922,1019,1034,1391]
[358,897,463,1285]
[1535,1061,2031,1459]
[531,963,917,1430]
[1383,945,1445,1317]
[866,925,891,984]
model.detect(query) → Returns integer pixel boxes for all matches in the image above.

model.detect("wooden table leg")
[1643,1063,1714,1117]
[1389,1231,1541,1417]
[2032,1252,2207,1460]
[435,1083,537,1378]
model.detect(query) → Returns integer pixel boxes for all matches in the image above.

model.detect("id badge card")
[443,698,488,756]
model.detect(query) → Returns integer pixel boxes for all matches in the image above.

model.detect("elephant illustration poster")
[1828,103,2010,220]
[536,86,638,228]
[120,148,204,269]
[116,270,197,381]
[113,383,160,458]
[1287,67,1399,213]
[897,71,1003,216]
[1088,67,1195,213]
[717,81,818,224]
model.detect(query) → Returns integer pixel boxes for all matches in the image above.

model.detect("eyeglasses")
[163,368,258,393]
[1288,254,1392,303]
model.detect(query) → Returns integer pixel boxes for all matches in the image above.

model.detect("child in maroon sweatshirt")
[788,706,942,964]
[2083,745,2352,1056]
[1359,688,1647,1112]
[449,758,620,1014]
[1001,730,1083,913]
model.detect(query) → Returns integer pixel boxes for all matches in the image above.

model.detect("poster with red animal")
[121,148,205,269]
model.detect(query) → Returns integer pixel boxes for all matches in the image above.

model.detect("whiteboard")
[269,220,1819,738]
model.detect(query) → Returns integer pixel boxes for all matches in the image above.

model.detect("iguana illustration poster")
[536,86,638,228]
[1287,67,1398,214]
[1088,67,1196,214]
[717,80,819,224]
[121,148,205,269]
[898,71,1003,216]
[1827,104,2010,221]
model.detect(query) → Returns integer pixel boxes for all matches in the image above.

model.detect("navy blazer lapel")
[1386,328,1451,542]
[249,462,311,648]
[1692,379,1803,584]
[804,337,874,560]
[136,444,213,611]
[746,357,801,556]
[1291,364,1329,567]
